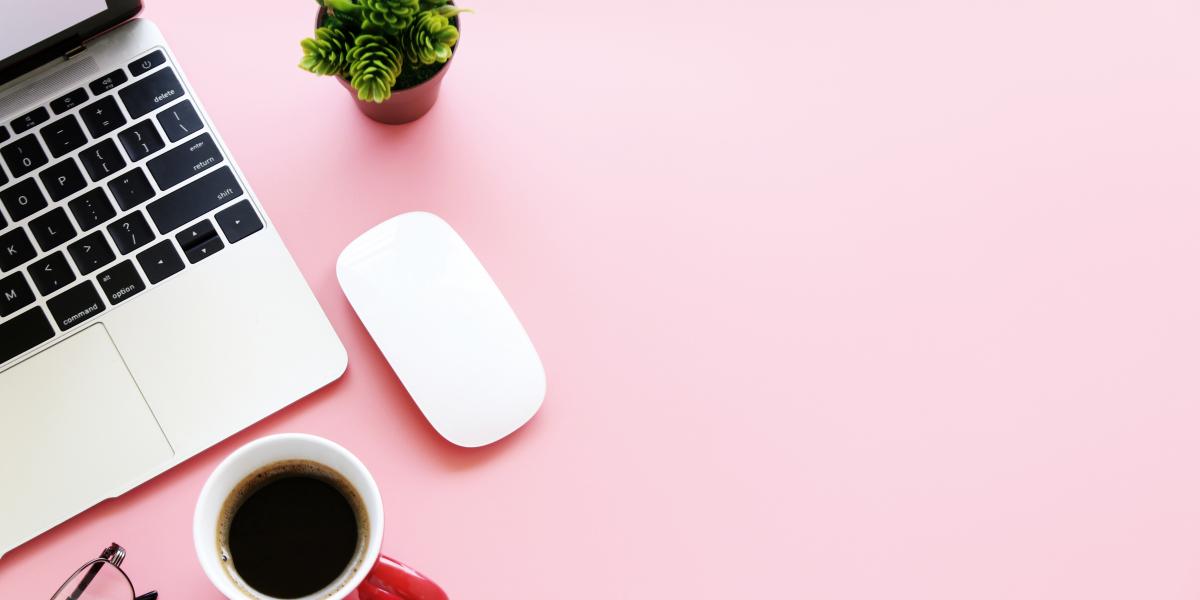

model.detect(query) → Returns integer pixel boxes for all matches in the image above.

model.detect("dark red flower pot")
[317,9,458,125]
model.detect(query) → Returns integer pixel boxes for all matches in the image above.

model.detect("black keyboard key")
[155,100,202,142]
[108,211,154,255]
[1,135,48,178]
[0,272,34,317]
[108,168,156,210]
[50,88,88,114]
[79,139,126,181]
[118,120,165,162]
[12,107,49,134]
[176,219,217,250]
[129,51,167,77]
[39,114,87,158]
[120,68,185,119]
[137,239,184,284]
[147,166,241,234]
[68,231,116,275]
[79,96,126,138]
[0,125,9,144]
[0,228,37,271]
[0,178,47,223]
[39,158,87,201]
[29,207,77,252]
[185,233,223,263]
[215,200,263,243]
[29,251,75,295]
[148,132,222,190]
[46,280,105,331]
[68,189,116,232]
[0,307,54,364]
[97,260,145,305]
[89,69,128,95]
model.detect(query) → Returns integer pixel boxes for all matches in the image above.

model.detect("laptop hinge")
[64,42,88,61]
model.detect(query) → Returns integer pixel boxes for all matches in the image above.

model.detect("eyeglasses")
[50,543,157,600]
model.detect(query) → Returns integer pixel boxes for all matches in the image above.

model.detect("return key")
[147,132,223,190]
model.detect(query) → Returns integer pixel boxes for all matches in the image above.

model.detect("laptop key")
[148,132,222,190]
[129,50,166,77]
[79,139,127,182]
[0,307,54,364]
[46,280,105,331]
[176,219,217,251]
[108,211,154,255]
[0,272,35,317]
[89,69,128,95]
[108,168,156,210]
[119,68,185,119]
[50,87,88,114]
[0,124,9,144]
[29,251,75,295]
[185,234,224,264]
[0,228,37,272]
[12,107,49,134]
[79,96,127,138]
[155,100,202,142]
[0,178,48,223]
[68,189,117,232]
[118,120,165,162]
[39,158,87,201]
[40,114,88,158]
[12,107,49,135]
[29,207,77,252]
[215,200,263,243]
[1,135,48,178]
[147,166,242,234]
[67,231,116,276]
[136,239,184,284]
[97,260,144,305]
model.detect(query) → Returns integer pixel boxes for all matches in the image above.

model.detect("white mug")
[193,433,447,600]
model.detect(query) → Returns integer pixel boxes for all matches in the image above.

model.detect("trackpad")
[0,325,173,549]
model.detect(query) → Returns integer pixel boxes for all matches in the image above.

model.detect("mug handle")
[355,555,448,600]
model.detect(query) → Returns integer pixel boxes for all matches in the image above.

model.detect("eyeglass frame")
[50,543,157,600]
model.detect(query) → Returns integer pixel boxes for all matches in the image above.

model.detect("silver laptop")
[0,1,347,557]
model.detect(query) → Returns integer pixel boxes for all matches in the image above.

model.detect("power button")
[128,50,167,77]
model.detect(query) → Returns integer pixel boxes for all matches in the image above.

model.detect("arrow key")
[215,199,263,244]
[175,218,217,251]
[184,234,223,264]
[136,239,184,285]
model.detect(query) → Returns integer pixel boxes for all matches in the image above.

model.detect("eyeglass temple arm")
[135,592,158,600]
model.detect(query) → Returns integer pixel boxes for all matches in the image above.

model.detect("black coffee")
[217,460,368,599]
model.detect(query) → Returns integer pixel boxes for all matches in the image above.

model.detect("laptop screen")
[0,0,140,86]
[0,0,108,63]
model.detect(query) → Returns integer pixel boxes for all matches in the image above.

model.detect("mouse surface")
[336,212,545,447]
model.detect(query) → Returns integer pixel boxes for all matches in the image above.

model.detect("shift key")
[147,132,222,190]
[147,166,242,234]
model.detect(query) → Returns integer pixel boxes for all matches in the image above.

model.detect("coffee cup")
[193,433,447,600]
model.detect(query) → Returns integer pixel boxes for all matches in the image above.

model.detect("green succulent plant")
[300,0,468,103]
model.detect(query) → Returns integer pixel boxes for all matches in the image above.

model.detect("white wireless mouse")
[336,212,546,447]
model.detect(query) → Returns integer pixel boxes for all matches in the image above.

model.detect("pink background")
[5,0,1200,597]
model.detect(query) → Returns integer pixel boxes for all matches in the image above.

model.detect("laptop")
[0,1,348,557]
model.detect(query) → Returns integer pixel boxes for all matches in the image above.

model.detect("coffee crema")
[216,459,370,599]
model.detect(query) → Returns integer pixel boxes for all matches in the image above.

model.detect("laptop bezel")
[0,0,142,87]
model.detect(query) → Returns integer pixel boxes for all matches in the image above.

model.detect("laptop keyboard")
[0,49,264,365]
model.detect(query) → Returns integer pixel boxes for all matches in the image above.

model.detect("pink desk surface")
[6,0,1200,597]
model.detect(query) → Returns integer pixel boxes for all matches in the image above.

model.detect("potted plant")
[300,0,467,124]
